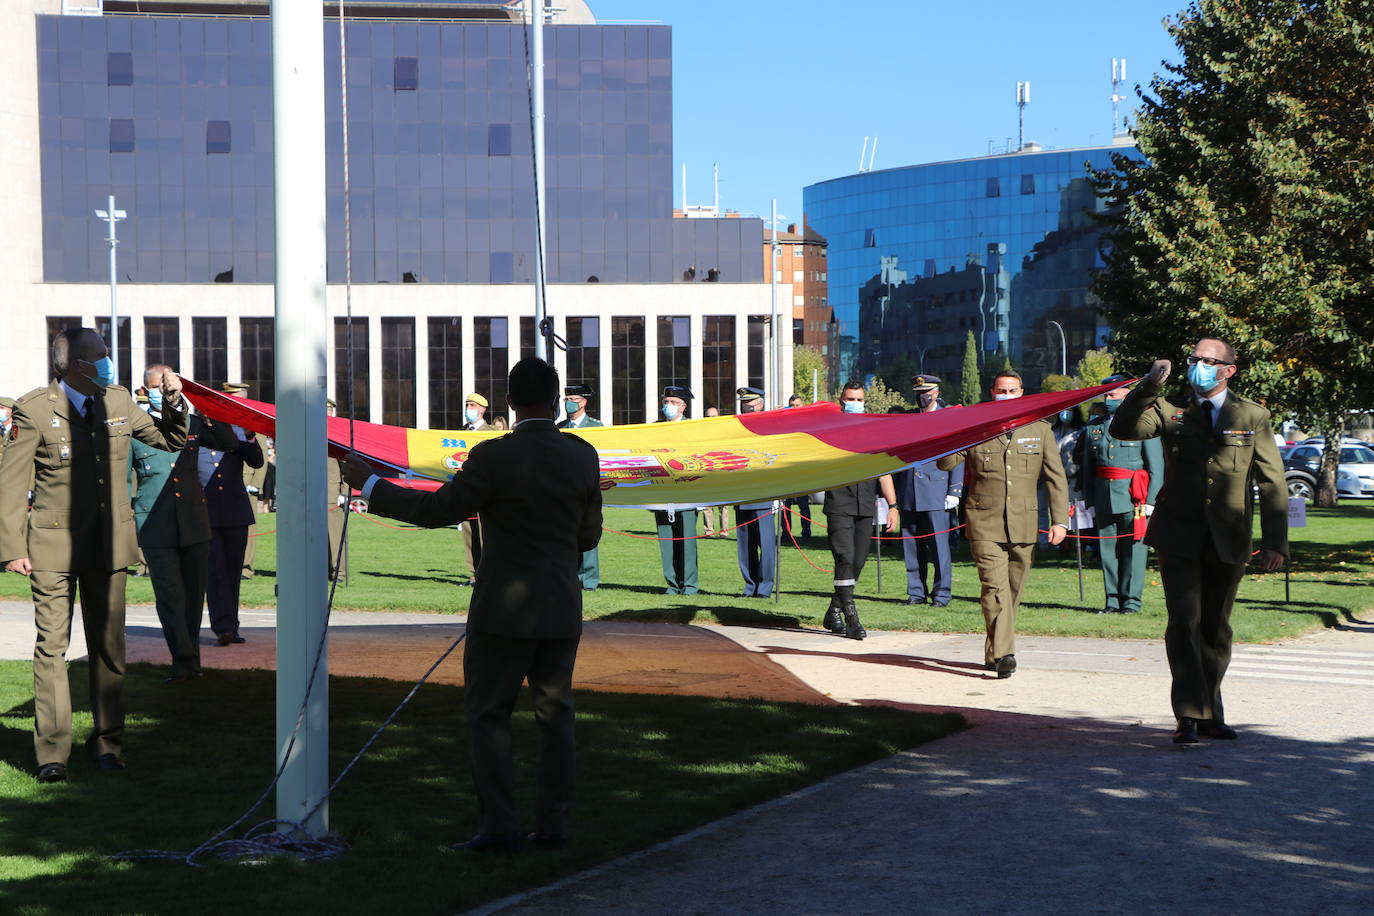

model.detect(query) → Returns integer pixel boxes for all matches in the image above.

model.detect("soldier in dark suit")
[342,357,602,853]
[558,384,603,590]
[892,375,961,607]
[653,386,699,595]
[937,370,1069,678]
[1080,375,1165,614]
[0,328,187,781]
[130,365,242,681]
[822,381,898,639]
[199,384,264,646]
[733,387,777,598]
[1110,340,1286,744]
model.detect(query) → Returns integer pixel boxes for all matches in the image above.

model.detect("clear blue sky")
[590,0,1183,224]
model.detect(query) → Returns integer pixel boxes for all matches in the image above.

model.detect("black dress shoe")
[930,600,949,608]
[1173,718,1199,744]
[1198,720,1238,740]
[94,753,127,771]
[904,597,925,605]
[229,632,246,644]
[216,633,233,646]
[527,831,567,850]
[452,832,521,854]
[995,655,1017,678]
[36,762,67,783]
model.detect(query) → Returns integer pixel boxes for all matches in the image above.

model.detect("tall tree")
[1092,0,1374,505]
[792,345,827,403]
[959,331,981,406]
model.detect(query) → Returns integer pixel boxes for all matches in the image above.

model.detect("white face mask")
[992,393,1020,401]
[465,408,481,424]
[841,401,864,414]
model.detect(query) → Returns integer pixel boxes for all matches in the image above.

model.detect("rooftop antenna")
[859,136,869,172]
[1016,81,1030,150]
[681,163,687,212]
[713,162,719,214]
[868,136,878,171]
[1111,58,1127,135]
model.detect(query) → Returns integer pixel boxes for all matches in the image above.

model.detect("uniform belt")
[1094,466,1150,541]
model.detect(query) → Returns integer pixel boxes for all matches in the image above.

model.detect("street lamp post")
[1046,319,1067,377]
[94,196,127,379]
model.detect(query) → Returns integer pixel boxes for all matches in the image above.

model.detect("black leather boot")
[842,602,866,640]
[822,598,845,634]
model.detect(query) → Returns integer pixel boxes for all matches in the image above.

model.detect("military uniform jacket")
[557,415,604,429]
[201,422,264,529]
[936,419,1068,542]
[0,381,188,572]
[892,462,960,513]
[1080,415,1164,515]
[824,478,879,519]
[1109,380,1287,564]
[130,414,241,549]
[367,420,603,639]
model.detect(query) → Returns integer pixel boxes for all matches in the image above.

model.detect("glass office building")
[803,144,1135,391]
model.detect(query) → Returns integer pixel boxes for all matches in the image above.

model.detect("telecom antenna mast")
[1016,81,1030,150]
[1111,58,1127,135]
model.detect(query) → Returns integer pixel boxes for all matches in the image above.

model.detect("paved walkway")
[2,600,1372,913]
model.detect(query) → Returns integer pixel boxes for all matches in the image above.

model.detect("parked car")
[1283,442,1374,499]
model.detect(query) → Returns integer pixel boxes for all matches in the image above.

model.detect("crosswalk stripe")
[1226,670,1369,687]
[1229,662,1372,678]
[1238,648,1374,660]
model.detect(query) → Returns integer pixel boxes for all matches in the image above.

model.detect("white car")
[1284,442,1374,499]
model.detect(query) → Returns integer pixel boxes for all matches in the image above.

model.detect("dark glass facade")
[381,316,416,427]
[610,316,644,425]
[803,146,1134,390]
[334,317,370,420]
[143,316,180,371]
[564,316,600,403]
[426,316,463,429]
[656,315,689,392]
[701,315,735,414]
[36,15,762,286]
[192,316,227,390]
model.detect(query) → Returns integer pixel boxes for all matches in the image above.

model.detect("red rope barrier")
[783,514,832,573]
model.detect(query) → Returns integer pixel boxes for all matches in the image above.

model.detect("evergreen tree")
[958,331,981,406]
[792,345,827,403]
[1092,0,1374,505]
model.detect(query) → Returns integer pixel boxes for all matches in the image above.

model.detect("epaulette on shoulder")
[16,386,50,405]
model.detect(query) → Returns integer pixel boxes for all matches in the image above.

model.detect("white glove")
[246,485,260,495]
[944,495,960,510]
[1142,504,1154,517]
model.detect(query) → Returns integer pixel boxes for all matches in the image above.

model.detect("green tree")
[1092,0,1374,506]
[1073,348,1116,390]
[1041,374,1075,393]
[858,376,911,414]
[792,345,827,403]
[958,331,981,406]
[877,354,918,402]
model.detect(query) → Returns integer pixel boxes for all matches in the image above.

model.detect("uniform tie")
[1201,400,1214,428]
[82,396,94,425]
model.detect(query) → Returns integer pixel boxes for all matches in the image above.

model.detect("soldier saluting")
[1109,338,1286,745]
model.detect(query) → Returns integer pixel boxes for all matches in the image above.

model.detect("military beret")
[910,374,942,391]
[1100,374,1131,386]
[0,396,17,409]
[565,384,594,398]
[221,382,249,393]
[736,386,765,400]
[326,397,337,409]
[662,386,694,400]
[464,393,489,408]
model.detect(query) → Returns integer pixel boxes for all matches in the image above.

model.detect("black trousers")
[463,632,580,837]
[206,526,249,637]
[826,513,873,585]
[1159,539,1246,722]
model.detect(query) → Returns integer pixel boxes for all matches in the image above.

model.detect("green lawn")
[2,504,1369,643]
[0,662,961,914]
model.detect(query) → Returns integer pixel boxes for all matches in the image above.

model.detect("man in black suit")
[199,383,264,646]
[342,358,603,853]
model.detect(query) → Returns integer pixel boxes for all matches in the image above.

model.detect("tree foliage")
[959,331,981,406]
[1074,348,1116,390]
[1091,0,1374,504]
[792,345,828,403]
[855,376,912,414]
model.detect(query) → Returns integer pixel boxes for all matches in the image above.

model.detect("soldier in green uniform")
[558,384,603,590]
[1080,375,1164,614]
[1,397,17,469]
[937,370,1069,678]
[1110,340,1286,744]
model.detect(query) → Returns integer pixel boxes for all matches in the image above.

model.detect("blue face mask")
[1187,361,1220,393]
[1103,398,1121,415]
[464,408,481,425]
[842,401,864,414]
[87,356,115,389]
[147,389,164,411]
[661,403,680,420]
[563,399,580,416]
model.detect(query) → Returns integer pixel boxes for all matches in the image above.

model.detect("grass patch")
[2,505,1369,643]
[0,661,962,914]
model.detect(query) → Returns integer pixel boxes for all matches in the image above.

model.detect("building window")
[334,317,370,421]
[565,317,601,413]
[520,316,536,360]
[1021,173,1036,195]
[703,315,736,415]
[473,318,509,426]
[381,317,416,427]
[793,270,804,283]
[488,123,512,157]
[427,317,463,430]
[490,251,514,283]
[986,177,1001,198]
[239,318,275,405]
[193,318,227,392]
[394,57,419,91]
[793,318,804,347]
[107,52,133,86]
[94,317,132,390]
[109,119,135,153]
[206,120,231,154]
[144,317,180,372]
[747,316,766,391]
[863,229,876,248]
[657,316,690,393]
[611,316,646,425]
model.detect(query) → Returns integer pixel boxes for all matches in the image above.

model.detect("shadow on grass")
[0,661,959,915]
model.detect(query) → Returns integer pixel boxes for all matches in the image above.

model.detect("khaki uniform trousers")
[1158,538,1246,723]
[31,568,127,765]
[969,540,1036,666]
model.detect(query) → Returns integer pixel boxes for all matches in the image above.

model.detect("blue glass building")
[803,144,1135,392]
